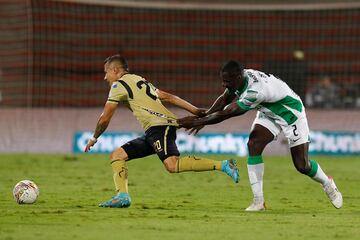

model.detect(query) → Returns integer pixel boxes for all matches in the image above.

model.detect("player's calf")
[166,156,239,183]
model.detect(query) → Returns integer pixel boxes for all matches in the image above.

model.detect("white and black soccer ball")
[13,180,40,204]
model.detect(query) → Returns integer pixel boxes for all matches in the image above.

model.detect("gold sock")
[111,159,128,193]
[176,156,221,172]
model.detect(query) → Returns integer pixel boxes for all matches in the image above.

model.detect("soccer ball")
[13,180,40,204]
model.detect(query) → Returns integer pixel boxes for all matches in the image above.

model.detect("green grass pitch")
[1,154,359,240]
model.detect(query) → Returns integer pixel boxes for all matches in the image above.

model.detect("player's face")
[104,63,117,86]
[221,71,241,91]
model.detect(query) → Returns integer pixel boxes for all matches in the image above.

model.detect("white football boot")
[245,198,266,211]
[323,177,343,209]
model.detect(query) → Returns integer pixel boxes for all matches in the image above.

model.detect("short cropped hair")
[104,54,129,71]
[221,60,243,74]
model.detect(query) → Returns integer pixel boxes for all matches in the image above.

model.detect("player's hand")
[177,115,198,129]
[195,108,207,117]
[187,125,204,135]
[84,137,97,152]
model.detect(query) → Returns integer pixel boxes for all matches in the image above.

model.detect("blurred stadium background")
[0,0,359,154]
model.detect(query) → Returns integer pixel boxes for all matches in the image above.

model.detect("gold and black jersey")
[107,74,178,131]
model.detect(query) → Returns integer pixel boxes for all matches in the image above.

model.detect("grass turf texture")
[0,154,359,240]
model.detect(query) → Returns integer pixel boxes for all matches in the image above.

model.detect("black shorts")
[121,126,180,161]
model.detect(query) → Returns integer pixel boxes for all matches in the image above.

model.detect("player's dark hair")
[104,54,129,71]
[221,60,243,75]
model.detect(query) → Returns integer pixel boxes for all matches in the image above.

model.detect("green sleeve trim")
[247,155,264,165]
[247,90,258,93]
[307,160,318,177]
[236,100,252,111]
[244,97,257,102]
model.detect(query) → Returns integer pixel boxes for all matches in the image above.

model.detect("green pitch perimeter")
[0,154,359,240]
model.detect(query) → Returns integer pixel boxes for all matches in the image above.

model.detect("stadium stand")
[0,0,359,107]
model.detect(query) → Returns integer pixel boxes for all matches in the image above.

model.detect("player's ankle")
[253,196,264,203]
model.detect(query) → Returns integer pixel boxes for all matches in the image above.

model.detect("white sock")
[247,163,264,202]
[308,160,331,186]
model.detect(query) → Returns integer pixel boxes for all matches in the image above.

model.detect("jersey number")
[153,140,162,152]
[136,80,157,100]
[292,124,299,136]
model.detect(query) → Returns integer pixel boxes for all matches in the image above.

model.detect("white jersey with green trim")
[235,69,306,126]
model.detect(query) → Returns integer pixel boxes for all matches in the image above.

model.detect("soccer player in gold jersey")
[84,54,239,208]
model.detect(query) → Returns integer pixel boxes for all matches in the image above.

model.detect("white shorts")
[251,112,310,148]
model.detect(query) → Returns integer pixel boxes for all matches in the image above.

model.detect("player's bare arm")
[185,89,236,135]
[178,102,247,129]
[84,102,117,152]
[156,89,206,116]
[206,89,236,115]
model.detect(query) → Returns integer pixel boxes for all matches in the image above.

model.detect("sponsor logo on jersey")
[291,137,301,143]
[140,106,171,119]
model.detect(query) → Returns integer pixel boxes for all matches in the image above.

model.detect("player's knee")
[163,156,178,173]
[110,148,128,162]
[165,165,177,173]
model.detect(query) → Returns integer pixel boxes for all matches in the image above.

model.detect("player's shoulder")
[110,81,121,90]
[124,73,154,85]
[243,68,255,75]
[244,69,260,83]
[242,69,266,97]
[243,69,263,87]
[121,73,143,82]
[120,73,147,89]
[244,69,269,80]
[243,68,260,77]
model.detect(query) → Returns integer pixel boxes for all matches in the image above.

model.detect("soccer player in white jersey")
[178,60,343,211]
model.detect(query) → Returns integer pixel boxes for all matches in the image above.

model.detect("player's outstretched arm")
[178,102,247,129]
[183,90,236,135]
[84,102,117,152]
[156,89,206,116]
[206,89,236,115]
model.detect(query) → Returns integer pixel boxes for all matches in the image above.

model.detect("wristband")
[90,137,97,142]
